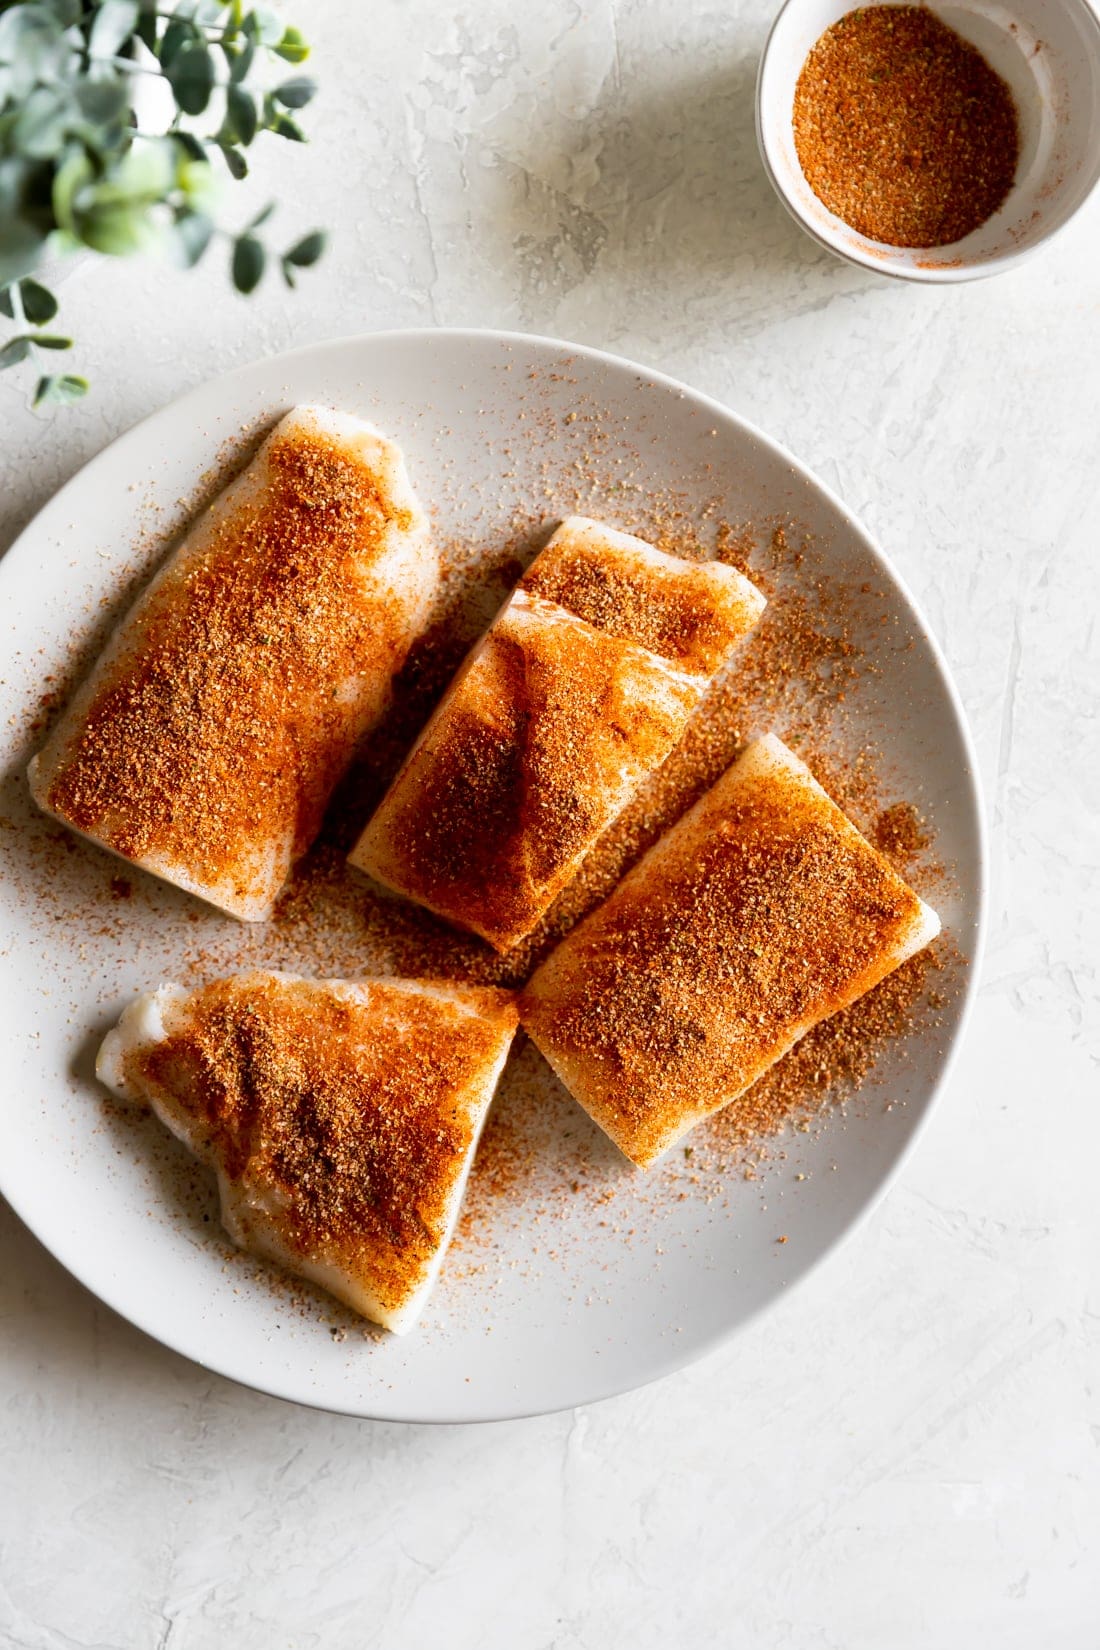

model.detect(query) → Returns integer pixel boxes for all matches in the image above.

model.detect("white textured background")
[2,2,1099,1646]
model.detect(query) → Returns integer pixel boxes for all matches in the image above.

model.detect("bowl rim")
[754,0,1100,284]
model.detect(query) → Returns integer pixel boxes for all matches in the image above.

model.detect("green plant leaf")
[174,209,213,266]
[89,0,140,60]
[31,333,72,349]
[268,113,305,142]
[226,84,256,145]
[176,155,219,209]
[135,9,158,53]
[219,143,247,179]
[273,26,309,63]
[167,42,215,115]
[0,213,46,288]
[35,373,89,406]
[159,17,195,70]
[273,76,315,109]
[226,36,254,82]
[0,336,32,370]
[251,8,284,46]
[42,0,83,25]
[76,200,156,255]
[12,87,73,159]
[94,140,175,206]
[231,233,265,293]
[0,287,13,320]
[171,130,206,163]
[20,277,58,323]
[52,147,94,233]
[0,9,72,99]
[283,229,324,266]
[0,157,49,263]
[75,78,131,128]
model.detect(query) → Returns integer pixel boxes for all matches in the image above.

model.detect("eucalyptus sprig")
[0,0,326,406]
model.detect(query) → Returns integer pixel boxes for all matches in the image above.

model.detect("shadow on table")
[477,48,873,332]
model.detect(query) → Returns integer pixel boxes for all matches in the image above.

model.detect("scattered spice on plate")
[792,5,1020,247]
[873,799,928,860]
[697,937,952,1159]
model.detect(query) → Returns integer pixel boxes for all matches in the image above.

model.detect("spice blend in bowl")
[756,0,1100,280]
[792,5,1019,247]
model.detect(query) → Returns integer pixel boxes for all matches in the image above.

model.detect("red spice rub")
[353,590,703,951]
[520,735,938,1167]
[793,5,1019,248]
[521,516,765,674]
[31,409,434,920]
[127,973,517,1316]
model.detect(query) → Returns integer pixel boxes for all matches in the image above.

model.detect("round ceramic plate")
[0,330,984,1422]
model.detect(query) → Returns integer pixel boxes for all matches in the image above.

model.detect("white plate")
[0,330,984,1422]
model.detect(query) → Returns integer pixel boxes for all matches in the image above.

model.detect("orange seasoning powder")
[792,5,1020,248]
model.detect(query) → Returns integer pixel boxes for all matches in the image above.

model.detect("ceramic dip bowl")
[756,0,1100,281]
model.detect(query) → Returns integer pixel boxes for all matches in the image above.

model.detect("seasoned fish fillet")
[98,971,519,1334]
[520,514,766,675]
[30,407,437,921]
[520,735,940,1167]
[350,517,765,951]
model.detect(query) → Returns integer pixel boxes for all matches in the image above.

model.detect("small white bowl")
[756,0,1100,281]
